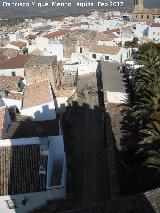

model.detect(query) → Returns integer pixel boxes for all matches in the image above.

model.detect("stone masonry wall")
[24,62,60,90]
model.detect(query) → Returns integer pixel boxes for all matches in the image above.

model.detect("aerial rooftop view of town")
[0,0,160,212]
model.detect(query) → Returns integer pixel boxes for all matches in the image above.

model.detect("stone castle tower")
[132,0,160,23]
[134,0,144,11]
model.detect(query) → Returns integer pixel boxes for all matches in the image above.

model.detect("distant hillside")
[0,0,159,18]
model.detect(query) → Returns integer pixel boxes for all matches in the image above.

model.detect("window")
[5,199,17,209]
[147,15,149,19]
[92,54,96,59]
[12,71,16,76]
[80,47,83,53]
[153,16,155,19]
[105,56,109,61]
[120,54,123,63]
[141,15,143,19]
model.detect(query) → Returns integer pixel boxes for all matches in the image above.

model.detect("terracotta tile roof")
[0,55,7,64]
[96,32,118,41]
[22,80,53,109]
[0,76,22,92]
[7,91,23,100]
[2,48,21,58]
[0,144,48,195]
[7,118,60,139]
[0,107,5,138]
[89,45,121,55]
[55,89,75,98]
[44,29,69,39]
[25,56,56,66]
[10,41,27,48]
[109,28,121,33]
[28,34,37,39]
[0,54,33,69]
[30,49,44,56]
[150,23,160,28]
[0,48,9,55]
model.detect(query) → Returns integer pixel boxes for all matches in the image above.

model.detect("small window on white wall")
[80,47,83,53]
[12,71,16,76]
[5,199,17,209]
[105,56,109,61]
[92,54,96,59]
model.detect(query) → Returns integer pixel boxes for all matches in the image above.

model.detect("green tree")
[132,43,160,143]
[144,150,160,168]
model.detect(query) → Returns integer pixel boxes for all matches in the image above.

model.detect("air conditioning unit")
[40,137,49,156]
[39,165,46,175]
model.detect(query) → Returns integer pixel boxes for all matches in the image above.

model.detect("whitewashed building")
[132,23,149,38]
[8,33,20,42]
[34,29,69,60]
[1,91,23,110]
[89,45,132,63]
[34,37,63,60]
[6,41,27,50]
[21,80,56,121]
[0,55,33,77]
[146,23,160,41]
[101,61,128,104]
[0,135,66,213]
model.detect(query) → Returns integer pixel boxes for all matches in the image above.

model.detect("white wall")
[27,44,37,54]
[78,62,98,75]
[5,44,20,50]
[44,43,64,60]
[2,98,22,110]
[115,37,133,46]
[116,48,132,63]
[148,26,160,40]
[89,48,131,63]
[9,34,20,42]
[132,23,148,38]
[107,91,128,104]
[55,97,68,113]
[0,137,40,146]
[0,189,65,213]
[47,135,65,189]
[35,37,64,60]
[20,102,56,121]
[155,18,160,23]
[35,37,49,51]
[0,68,24,77]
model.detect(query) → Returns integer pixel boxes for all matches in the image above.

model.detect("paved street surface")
[63,73,110,207]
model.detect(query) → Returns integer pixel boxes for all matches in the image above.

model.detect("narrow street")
[63,73,110,207]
